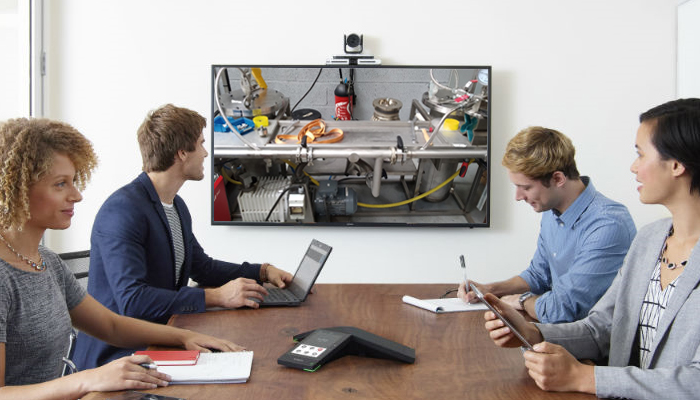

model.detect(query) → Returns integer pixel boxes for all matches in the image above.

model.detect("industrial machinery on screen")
[211,64,490,227]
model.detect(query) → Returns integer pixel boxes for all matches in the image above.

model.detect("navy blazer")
[73,172,261,369]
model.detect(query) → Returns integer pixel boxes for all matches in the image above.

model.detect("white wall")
[679,0,700,97]
[44,0,676,284]
[0,0,28,120]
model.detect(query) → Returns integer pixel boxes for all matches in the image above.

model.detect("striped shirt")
[162,202,185,286]
[638,260,679,369]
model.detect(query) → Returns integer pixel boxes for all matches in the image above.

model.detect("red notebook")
[134,350,200,366]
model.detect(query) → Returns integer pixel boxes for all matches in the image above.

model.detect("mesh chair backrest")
[59,250,90,289]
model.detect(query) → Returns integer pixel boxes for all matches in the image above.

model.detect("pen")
[139,363,158,370]
[459,255,467,284]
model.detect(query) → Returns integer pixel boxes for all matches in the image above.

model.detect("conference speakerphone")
[278,329,353,371]
[277,326,416,372]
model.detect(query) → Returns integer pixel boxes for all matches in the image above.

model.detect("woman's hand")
[482,293,543,348]
[78,355,170,393]
[523,342,596,394]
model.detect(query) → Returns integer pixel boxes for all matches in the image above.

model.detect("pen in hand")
[139,362,158,370]
[460,254,467,285]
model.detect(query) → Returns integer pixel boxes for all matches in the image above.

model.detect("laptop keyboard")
[264,288,298,302]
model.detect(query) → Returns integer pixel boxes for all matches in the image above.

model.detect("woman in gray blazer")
[482,98,700,400]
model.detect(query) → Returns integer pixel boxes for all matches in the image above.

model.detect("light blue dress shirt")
[519,177,636,323]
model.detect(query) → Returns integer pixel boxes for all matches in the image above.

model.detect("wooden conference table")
[85,284,598,400]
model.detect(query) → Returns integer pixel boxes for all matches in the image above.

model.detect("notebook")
[256,239,332,307]
[157,351,253,384]
[133,350,200,365]
[402,295,488,313]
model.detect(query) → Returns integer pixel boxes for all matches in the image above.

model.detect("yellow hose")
[228,159,462,209]
[358,169,460,209]
[220,168,241,185]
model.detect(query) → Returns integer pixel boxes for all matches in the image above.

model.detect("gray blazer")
[537,218,700,400]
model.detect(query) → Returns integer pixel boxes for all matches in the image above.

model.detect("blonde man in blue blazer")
[482,98,700,399]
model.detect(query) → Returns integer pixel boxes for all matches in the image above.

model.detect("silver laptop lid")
[288,239,332,300]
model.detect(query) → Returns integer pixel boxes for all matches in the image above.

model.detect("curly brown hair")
[0,118,98,230]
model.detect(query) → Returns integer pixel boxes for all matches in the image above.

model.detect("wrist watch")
[518,292,535,309]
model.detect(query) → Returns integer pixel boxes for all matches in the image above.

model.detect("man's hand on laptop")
[205,278,269,309]
[264,265,293,288]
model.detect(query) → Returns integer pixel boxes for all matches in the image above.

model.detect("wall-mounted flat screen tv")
[211,64,490,227]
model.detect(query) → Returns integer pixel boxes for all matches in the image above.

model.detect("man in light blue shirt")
[459,126,636,323]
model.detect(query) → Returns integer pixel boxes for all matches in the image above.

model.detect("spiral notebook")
[402,295,487,313]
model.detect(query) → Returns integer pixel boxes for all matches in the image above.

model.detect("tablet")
[470,283,535,351]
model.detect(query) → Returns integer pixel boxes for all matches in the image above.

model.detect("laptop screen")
[288,239,332,300]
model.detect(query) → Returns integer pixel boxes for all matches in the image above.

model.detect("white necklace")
[0,233,46,271]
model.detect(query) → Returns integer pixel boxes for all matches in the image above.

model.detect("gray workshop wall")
[222,67,482,120]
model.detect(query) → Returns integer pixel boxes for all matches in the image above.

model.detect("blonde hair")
[0,118,98,230]
[502,126,579,185]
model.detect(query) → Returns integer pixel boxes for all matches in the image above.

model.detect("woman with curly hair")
[0,118,241,399]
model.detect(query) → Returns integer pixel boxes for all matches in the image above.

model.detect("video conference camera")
[344,33,363,54]
[327,33,381,65]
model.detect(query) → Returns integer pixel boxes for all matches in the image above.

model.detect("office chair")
[59,250,90,290]
[61,330,78,376]
[58,250,90,375]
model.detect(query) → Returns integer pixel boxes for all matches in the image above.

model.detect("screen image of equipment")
[212,65,490,227]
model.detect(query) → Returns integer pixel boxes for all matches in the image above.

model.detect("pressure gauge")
[477,69,489,86]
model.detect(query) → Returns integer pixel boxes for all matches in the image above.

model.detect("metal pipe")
[410,100,431,144]
[429,68,467,97]
[214,145,487,160]
[372,157,383,197]
[463,160,487,212]
[409,99,431,121]
[272,97,289,125]
[214,67,259,150]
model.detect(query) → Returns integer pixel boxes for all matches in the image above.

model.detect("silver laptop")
[256,239,332,307]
